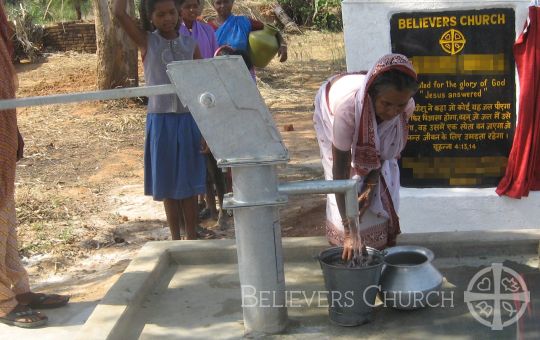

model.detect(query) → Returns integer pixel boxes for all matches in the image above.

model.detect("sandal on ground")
[16,292,70,309]
[216,210,229,231]
[196,225,216,239]
[0,304,48,328]
[198,208,211,220]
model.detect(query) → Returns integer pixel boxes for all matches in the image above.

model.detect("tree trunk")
[92,0,138,90]
[273,4,302,34]
[74,0,82,20]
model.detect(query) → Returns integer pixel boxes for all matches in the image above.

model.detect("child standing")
[179,0,218,59]
[114,0,206,240]
[179,0,228,229]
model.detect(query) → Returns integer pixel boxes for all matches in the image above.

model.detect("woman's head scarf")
[353,54,417,175]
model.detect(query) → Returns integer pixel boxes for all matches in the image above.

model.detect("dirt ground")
[13,31,346,303]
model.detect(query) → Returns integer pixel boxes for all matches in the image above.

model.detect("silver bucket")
[318,246,383,326]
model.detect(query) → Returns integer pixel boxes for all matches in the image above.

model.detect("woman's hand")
[358,183,376,220]
[277,45,287,62]
[200,138,210,154]
[276,31,288,63]
[16,128,24,162]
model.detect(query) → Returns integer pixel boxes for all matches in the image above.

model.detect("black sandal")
[196,225,216,239]
[199,208,211,220]
[0,304,48,328]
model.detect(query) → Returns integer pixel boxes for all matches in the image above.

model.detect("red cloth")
[496,6,540,198]
[0,2,18,207]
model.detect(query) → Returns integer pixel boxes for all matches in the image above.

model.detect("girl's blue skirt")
[144,112,206,201]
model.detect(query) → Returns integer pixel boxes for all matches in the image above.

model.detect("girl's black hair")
[368,69,419,99]
[139,0,186,31]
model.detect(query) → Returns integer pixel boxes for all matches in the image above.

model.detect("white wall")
[399,188,540,233]
[342,0,540,233]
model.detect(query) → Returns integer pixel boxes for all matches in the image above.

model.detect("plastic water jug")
[248,24,279,68]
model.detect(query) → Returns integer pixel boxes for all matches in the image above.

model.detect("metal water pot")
[379,245,443,310]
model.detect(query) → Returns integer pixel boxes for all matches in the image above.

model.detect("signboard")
[390,8,515,187]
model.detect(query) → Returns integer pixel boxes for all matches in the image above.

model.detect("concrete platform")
[78,230,540,339]
[0,300,98,340]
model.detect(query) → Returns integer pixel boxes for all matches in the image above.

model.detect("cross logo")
[464,263,530,330]
[439,28,466,55]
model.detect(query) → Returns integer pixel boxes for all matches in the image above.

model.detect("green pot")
[248,24,279,68]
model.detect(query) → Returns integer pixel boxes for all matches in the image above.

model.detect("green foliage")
[6,0,92,24]
[9,3,44,62]
[277,0,342,31]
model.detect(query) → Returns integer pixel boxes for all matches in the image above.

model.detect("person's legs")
[203,156,218,220]
[5,203,30,297]
[206,153,223,221]
[214,167,228,228]
[0,200,47,327]
[223,167,234,218]
[164,198,182,240]
[205,184,218,220]
[178,205,186,238]
[198,194,206,211]
[225,167,233,193]
[180,195,198,240]
[215,173,225,209]
[0,200,19,317]
[0,198,68,314]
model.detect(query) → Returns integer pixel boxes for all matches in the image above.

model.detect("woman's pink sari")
[313,54,417,249]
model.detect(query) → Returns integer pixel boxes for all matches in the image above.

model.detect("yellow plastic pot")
[248,24,279,68]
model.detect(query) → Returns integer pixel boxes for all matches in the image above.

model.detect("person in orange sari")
[0,1,69,328]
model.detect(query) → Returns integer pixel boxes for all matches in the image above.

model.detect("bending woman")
[313,54,419,260]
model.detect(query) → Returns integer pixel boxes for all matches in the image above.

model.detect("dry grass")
[200,0,277,23]
[16,186,85,256]
[258,30,346,120]
[15,52,147,258]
